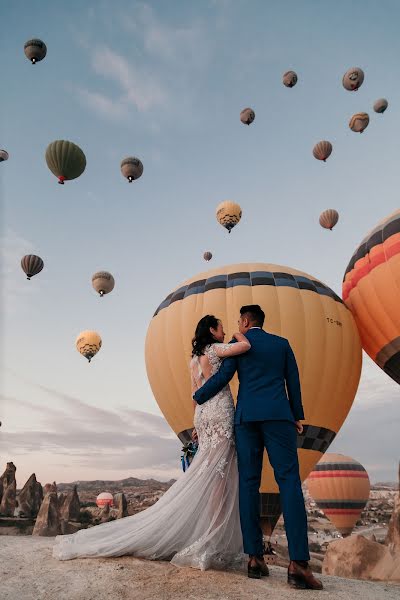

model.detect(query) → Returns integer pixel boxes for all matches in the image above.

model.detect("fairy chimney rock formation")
[17,473,43,517]
[0,462,17,516]
[385,462,400,552]
[32,491,61,536]
[59,485,81,522]
[114,492,128,519]
[323,534,400,582]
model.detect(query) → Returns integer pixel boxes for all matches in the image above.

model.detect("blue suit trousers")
[235,420,310,560]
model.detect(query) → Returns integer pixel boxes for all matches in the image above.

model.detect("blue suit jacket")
[193,328,304,424]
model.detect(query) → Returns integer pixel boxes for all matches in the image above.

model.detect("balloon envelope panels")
[307,453,370,536]
[146,263,362,532]
[343,209,400,385]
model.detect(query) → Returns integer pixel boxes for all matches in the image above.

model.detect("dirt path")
[2,536,399,600]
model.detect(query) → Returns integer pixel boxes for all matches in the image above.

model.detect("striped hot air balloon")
[307,453,370,536]
[45,140,86,184]
[319,209,339,231]
[21,254,44,280]
[313,141,333,162]
[343,209,400,385]
[96,492,114,507]
[146,263,362,535]
[203,251,213,262]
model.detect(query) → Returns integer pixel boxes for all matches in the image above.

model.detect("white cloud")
[75,87,129,120]
[0,378,181,485]
[124,3,209,68]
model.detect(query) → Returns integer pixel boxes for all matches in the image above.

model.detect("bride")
[53,315,251,570]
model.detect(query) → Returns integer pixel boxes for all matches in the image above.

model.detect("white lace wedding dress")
[52,344,245,570]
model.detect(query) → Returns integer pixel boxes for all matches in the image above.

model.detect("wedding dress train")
[52,344,244,570]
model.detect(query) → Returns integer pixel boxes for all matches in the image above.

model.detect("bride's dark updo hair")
[192,315,220,357]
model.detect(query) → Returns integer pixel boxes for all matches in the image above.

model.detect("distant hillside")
[372,482,398,490]
[58,476,176,492]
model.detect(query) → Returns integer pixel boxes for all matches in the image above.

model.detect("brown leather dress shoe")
[287,560,323,590]
[248,556,270,578]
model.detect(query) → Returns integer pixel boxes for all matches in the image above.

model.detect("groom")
[194,305,322,590]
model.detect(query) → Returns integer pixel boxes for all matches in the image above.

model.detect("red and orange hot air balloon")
[307,453,370,536]
[343,209,400,384]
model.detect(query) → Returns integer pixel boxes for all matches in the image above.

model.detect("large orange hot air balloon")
[307,453,370,536]
[343,209,400,384]
[146,263,362,534]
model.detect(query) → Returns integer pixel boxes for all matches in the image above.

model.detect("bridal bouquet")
[180,441,198,472]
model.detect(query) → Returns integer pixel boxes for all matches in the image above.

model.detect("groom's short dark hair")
[240,305,265,327]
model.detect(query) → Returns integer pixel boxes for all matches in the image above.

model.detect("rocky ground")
[1,536,400,600]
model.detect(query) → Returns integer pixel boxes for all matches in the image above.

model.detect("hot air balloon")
[240,108,255,126]
[121,157,143,182]
[76,330,102,363]
[283,71,298,88]
[45,140,86,184]
[92,271,115,297]
[343,209,400,385]
[319,209,339,231]
[203,251,212,262]
[373,98,388,114]
[342,67,364,91]
[0,150,9,162]
[24,39,47,64]
[216,201,242,233]
[307,453,370,537]
[349,112,369,133]
[145,263,362,535]
[313,141,332,163]
[21,255,44,280]
[96,492,114,507]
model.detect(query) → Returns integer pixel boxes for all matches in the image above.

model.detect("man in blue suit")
[194,305,322,590]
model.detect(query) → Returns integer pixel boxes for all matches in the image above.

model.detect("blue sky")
[1,0,399,486]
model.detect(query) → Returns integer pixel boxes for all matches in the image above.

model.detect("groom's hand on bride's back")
[295,421,303,434]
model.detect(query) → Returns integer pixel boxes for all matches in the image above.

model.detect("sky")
[1,0,399,487]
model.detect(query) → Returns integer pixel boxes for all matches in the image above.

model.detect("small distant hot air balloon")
[240,108,255,126]
[342,67,364,91]
[203,251,212,262]
[92,271,115,297]
[0,150,9,162]
[319,209,339,231]
[24,39,47,64]
[373,98,388,114]
[76,330,102,363]
[21,255,44,280]
[349,113,369,133]
[313,141,333,162]
[45,140,86,184]
[216,201,242,233]
[307,453,370,537]
[96,492,114,507]
[121,157,143,182]
[283,71,298,88]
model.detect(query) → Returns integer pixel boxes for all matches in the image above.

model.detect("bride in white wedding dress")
[53,315,251,570]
